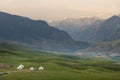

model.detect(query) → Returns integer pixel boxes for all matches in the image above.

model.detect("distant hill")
[87,18,120,53]
[0,12,90,51]
[87,39,120,53]
[92,15,120,42]
[106,26,120,41]
[79,15,120,53]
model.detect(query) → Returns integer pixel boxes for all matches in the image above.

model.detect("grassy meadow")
[0,49,120,80]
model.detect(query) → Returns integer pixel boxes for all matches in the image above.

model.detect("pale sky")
[0,0,119,20]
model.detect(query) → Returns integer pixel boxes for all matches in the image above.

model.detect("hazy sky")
[0,0,119,20]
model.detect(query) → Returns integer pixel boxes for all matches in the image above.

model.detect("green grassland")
[0,49,120,80]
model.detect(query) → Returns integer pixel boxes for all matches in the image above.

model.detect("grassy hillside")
[0,49,120,80]
[88,39,120,53]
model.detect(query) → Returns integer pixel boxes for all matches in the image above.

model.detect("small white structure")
[17,64,24,70]
[30,67,36,71]
[38,66,44,71]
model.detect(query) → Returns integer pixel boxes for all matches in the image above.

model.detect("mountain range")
[0,11,120,53]
[0,12,90,52]
[49,17,103,42]
[49,15,120,53]
[49,16,120,43]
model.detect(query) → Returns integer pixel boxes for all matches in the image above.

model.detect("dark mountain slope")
[0,12,90,51]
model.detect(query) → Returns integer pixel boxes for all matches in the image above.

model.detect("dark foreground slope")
[0,12,90,51]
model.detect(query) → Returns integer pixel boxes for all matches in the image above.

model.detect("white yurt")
[38,66,44,71]
[17,64,24,70]
[30,67,36,71]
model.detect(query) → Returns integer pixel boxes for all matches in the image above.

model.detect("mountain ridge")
[0,11,90,51]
